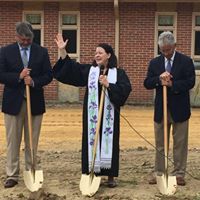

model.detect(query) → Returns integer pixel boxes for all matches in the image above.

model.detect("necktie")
[21,47,28,67]
[166,59,172,73]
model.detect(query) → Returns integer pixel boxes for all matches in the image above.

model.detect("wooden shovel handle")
[91,86,106,171]
[163,85,168,172]
[26,85,34,165]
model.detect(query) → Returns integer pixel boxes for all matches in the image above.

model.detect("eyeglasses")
[17,35,32,43]
[159,45,175,54]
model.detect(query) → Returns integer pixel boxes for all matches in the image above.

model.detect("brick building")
[0,0,200,105]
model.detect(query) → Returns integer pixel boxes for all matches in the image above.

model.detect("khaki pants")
[4,100,43,181]
[154,110,188,177]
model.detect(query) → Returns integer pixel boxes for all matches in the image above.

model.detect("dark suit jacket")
[0,42,53,115]
[144,51,195,123]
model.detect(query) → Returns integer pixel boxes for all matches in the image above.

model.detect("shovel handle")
[91,85,106,171]
[163,86,168,173]
[26,85,34,166]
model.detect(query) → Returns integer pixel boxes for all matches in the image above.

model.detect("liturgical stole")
[88,66,117,173]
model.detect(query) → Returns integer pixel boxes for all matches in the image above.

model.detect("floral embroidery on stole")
[88,66,116,172]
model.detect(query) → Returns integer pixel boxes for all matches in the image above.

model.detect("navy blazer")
[144,51,195,123]
[0,42,53,115]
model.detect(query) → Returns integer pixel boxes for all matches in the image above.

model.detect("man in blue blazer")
[144,31,195,186]
[0,21,53,188]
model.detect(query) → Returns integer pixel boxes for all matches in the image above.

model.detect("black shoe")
[4,179,18,188]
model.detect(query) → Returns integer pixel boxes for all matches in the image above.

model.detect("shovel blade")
[79,174,101,197]
[156,175,177,195]
[23,170,43,192]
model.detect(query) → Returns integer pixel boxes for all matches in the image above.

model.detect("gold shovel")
[79,85,106,197]
[156,85,177,195]
[23,85,43,192]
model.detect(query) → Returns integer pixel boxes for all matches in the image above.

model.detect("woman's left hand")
[99,75,109,88]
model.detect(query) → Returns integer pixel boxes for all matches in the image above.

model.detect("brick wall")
[0,2,22,45]
[0,2,195,104]
[43,2,59,101]
[120,3,156,104]
[0,2,23,95]
[176,3,193,56]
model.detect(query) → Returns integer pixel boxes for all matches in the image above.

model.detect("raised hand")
[55,33,68,50]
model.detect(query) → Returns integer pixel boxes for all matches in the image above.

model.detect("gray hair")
[16,21,34,39]
[158,31,175,47]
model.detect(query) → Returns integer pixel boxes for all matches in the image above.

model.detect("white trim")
[192,12,200,61]
[23,11,44,46]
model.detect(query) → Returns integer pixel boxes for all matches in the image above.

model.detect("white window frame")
[192,12,200,61]
[59,11,80,61]
[23,11,44,46]
[154,12,177,57]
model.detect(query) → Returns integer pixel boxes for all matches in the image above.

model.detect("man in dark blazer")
[144,31,195,186]
[0,21,53,188]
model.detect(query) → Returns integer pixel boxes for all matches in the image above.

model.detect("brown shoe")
[148,177,157,184]
[176,176,186,186]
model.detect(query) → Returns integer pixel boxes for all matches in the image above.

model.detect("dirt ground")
[0,104,200,200]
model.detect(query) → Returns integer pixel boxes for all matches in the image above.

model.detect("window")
[23,11,44,46]
[192,13,200,61]
[59,11,80,60]
[155,12,177,56]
